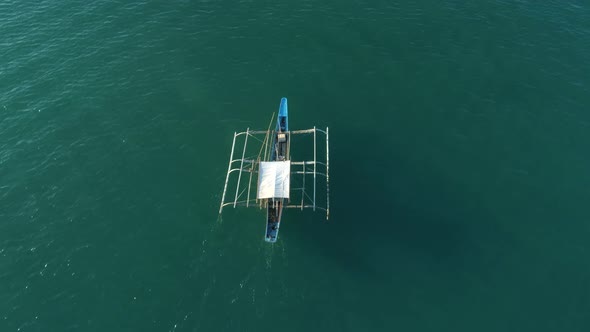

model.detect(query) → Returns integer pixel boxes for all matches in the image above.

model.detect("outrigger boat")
[218,98,329,243]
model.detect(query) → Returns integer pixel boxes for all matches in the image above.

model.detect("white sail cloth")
[257,161,290,199]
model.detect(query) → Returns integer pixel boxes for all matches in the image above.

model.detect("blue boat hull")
[265,98,289,243]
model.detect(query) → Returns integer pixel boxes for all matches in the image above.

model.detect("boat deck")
[265,202,281,242]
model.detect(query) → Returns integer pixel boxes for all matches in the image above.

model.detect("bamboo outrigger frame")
[218,125,330,220]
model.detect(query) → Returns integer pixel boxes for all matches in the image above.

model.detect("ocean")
[1,0,589,331]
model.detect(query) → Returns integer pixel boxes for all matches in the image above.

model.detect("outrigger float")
[218,98,329,243]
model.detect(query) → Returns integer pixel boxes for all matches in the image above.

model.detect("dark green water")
[1,0,590,331]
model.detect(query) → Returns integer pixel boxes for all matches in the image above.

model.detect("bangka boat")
[218,97,329,243]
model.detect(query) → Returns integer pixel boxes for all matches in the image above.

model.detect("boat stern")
[265,200,283,243]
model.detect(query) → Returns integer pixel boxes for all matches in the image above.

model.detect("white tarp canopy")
[257,161,290,199]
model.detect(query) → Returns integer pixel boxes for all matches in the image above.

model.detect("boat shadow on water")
[287,129,508,285]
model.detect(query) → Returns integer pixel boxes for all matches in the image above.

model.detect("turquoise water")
[1,1,589,331]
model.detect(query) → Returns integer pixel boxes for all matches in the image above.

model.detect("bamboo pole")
[287,130,291,160]
[257,113,275,162]
[313,126,316,211]
[247,161,254,207]
[301,162,305,210]
[219,132,237,214]
[234,128,249,207]
[326,127,330,220]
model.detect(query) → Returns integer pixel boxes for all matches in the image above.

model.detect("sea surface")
[1,1,590,331]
